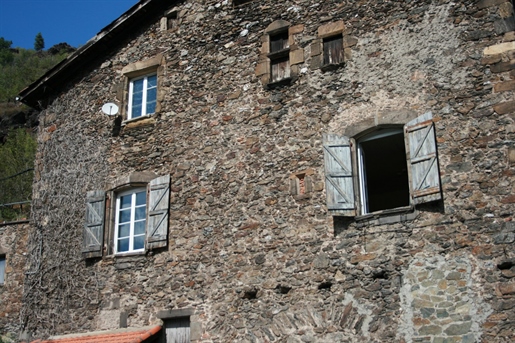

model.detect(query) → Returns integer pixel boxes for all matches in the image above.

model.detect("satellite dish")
[102,102,119,116]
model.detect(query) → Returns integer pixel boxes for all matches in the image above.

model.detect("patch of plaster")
[342,292,375,337]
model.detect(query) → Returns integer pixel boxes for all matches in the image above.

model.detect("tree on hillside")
[0,128,36,221]
[34,32,45,51]
[0,37,14,66]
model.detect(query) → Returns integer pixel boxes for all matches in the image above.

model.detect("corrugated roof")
[31,325,161,343]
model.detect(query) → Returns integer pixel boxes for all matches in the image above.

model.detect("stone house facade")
[12,0,515,342]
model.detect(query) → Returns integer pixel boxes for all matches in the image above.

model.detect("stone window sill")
[267,77,293,89]
[321,62,345,72]
[355,206,417,225]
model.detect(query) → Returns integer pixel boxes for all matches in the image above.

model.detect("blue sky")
[0,0,138,49]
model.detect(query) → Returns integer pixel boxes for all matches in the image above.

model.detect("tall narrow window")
[115,188,147,253]
[357,129,410,214]
[0,255,5,285]
[269,31,290,83]
[128,74,157,119]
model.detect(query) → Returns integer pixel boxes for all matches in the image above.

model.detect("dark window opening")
[323,35,344,65]
[358,129,410,214]
[233,0,253,6]
[166,11,178,31]
[270,31,289,53]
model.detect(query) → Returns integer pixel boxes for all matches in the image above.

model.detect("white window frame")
[128,73,157,120]
[114,188,147,254]
[0,255,5,285]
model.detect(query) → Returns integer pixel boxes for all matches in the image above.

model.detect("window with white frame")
[115,188,147,253]
[0,255,5,285]
[128,74,157,119]
[323,112,442,217]
[83,175,171,258]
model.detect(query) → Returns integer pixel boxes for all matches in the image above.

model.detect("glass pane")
[133,235,145,250]
[136,191,146,206]
[134,220,146,235]
[119,208,131,223]
[146,100,156,115]
[120,194,132,209]
[135,206,146,220]
[147,75,157,88]
[131,104,142,118]
[146,87,157,102]
[132,78,144,92]
[0,257,5,284]
[118,238,129,252]
[118,223,130,238]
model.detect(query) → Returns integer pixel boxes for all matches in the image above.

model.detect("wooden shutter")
[404,112,442,204]
[165,317,190,343]
[323,133,356,216]
[146,174,170,250]
[323,35,344,65]
[83,190,105,258]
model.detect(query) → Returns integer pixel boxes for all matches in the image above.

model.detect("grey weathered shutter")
[83,190,105,258]
[404,112,442,204]
[323,133,356,216]
[146,174,170,250]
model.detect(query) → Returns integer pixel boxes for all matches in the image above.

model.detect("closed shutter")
[165,317,190,343]
[146,174,170,250]
[323,133,356,216]
[83,190,105,257]
[404,112,442,204]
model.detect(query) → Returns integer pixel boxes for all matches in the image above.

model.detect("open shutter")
[83,190,105,258]
[405,112,442,204]
[147,174,170,250]
[323,133,356,216]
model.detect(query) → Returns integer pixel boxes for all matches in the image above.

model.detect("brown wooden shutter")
[323,133,356,216]
[146,174,170,250]
[323,35,344,65]
[404,112,442,204]
[83,190,105,258]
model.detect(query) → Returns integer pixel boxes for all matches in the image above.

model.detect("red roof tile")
[31,325,161,343]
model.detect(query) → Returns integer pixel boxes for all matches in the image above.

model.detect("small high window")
[128,74,157,119]
[0,255,5,285]
[269,31,290,83]
[115,188,147,253]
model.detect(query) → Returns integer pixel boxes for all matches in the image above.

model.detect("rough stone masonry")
[5,0,515,342]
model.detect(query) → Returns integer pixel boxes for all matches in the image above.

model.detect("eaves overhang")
[18,0,172,110]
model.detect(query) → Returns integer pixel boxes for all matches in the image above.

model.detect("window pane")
[120,194,132,209]
[118,223,130,238]
[0,257,5,284]
[136,191,146,206]
[119,208,131,223]
[118,238,129,252]
[132,78,144,92]
[134,220,146,235]
[146,99,156,115]
[135,206,146,221]
[131,104,142,118]
[147,75,157,88]
[133,235,145,250]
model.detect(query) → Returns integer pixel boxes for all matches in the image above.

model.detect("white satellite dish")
[102,102,119,116]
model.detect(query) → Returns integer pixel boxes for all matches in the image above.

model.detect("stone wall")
[18,0,515,342]
[0,222,28,339]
